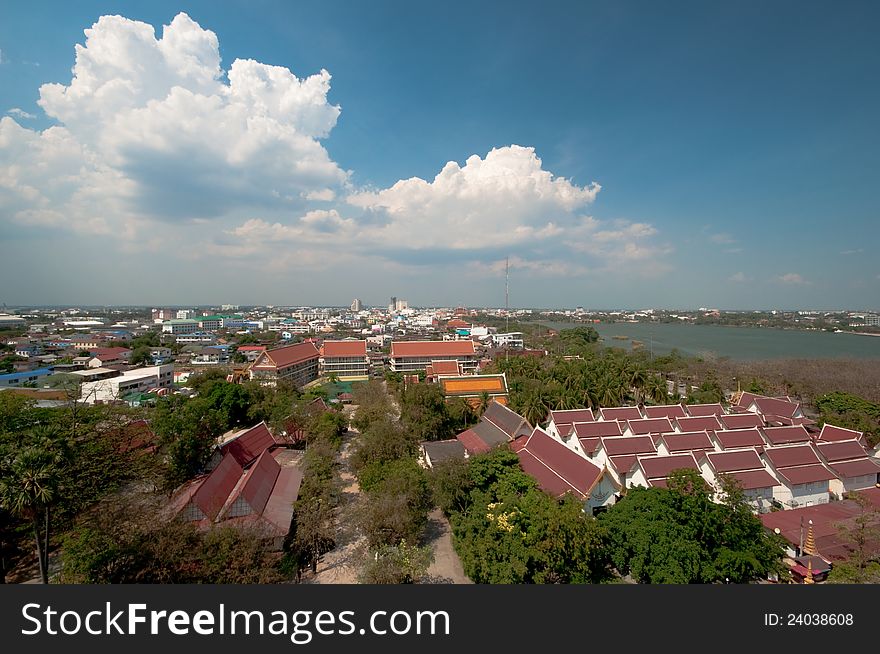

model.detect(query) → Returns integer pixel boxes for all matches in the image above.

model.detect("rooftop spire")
[803,519,817,556]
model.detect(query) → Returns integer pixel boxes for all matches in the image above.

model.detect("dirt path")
[423,509,472,584]
[303,408,365,584]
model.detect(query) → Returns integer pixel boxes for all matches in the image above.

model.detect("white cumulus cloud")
[6,108,35,120]
[1,12,348,235]
[776,272,809,285]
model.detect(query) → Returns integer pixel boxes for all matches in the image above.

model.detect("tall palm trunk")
[33,517,47,584]
[42,507,50,578]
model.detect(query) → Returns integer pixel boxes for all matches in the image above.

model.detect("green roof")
[199,315,226,321]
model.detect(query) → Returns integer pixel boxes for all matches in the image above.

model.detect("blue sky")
[1,1,878,309]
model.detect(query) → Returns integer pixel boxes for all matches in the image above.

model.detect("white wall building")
[79,364,174,404]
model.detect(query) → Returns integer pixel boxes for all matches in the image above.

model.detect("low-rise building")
[162,319,200,335]
[389,340,479,373]
[319,340,369,381]
[79,364,173,403]
[0,367,54,388]
[249,342,320,388]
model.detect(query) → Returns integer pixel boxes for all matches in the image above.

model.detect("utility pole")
[505,256,509,362]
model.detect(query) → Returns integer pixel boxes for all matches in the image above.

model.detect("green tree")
[129,346,152,366]
[399,383,454,441]
[0,447,57,583]
[359,540,434,584]
[826,492,880,584]
[359,458,431,548]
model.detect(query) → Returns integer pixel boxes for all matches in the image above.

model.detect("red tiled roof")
[430,359,462,375]
[228,449,281,516]
[714,428,765,450]
[774,464,836,486]
[762,425,811,445]
[706,449,765,473]
[236,346,267,352]
[676,415,723,432]
[608,454,640,474]
[258,342,320,369]
[557,423,574,438]
[734,391,764,408]
[550,408,595,424]
[601,435,656,456]
[579,437,601,455]
[320,340,367,357]
[515,428,602,499]
[685,403,725,417]
[221,422,279,467]
[659,430,714,453]
[816,440,870,462]
[599,406,643,421]
[626,417,675,435]
[818,423,865,442]
[728,469,780,490]
[751,396,801,418]
[638,454,700,480]
[456,429,491,455]
[391,340,476,357]
[764,445,820,468]
[643,404,687,419]
[574,420,623,438]
[720,413,765,430]
[192,454,245,520]
[91,347,131,359]
[828,458,880,479]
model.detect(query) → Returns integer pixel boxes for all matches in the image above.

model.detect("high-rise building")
[389,296,397,312]
[395,299,408,311]
[350,298,363,312]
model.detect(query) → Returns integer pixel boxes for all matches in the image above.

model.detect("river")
[535,321,880,360]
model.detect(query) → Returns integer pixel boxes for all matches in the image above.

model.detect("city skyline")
[1,2,878,309]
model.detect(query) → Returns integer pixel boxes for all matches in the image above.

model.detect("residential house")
[643,404,687,420]
[814,440,880,494]
[762,445,836,508]
[593,435,657,485]
[711,428,766,451]
[598,406,643,422]
[761,425,812,447]
[512,428,619,513]
[622,417,676,437]
[684,403,725,417]
[545,408,596,441]
[420,439,467,468]
[697,448,781,511]
[655,430,714,457]
[719,413,765,430]
[816,423,867,447]
[626,453,702,489]
[675,415,723,433]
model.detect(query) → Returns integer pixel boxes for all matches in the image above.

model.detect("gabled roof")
[658,430,714,453]
[643,404,687,419]
[578,437,601,455]
[625,417,675,435]
[762,425,811,446]
[456,429,491,455]
[190,453,245,520]
[222,449,281,518]
[255,342,320,369]
[391,340,476,357]
[549,408,595,424]
[601,435,657,456]
[636,453,701,483]
[574,420,623,438]
[818,423,865,443]
[482,401,531,439]
[320,340,367,357]
[599,406,643,421]
[720,413,765,430]
[751,396,801,419]
[727,469,780,491]
[815,440,870,463]
[514,428,604,499]
[220,421,279,467]
[676,415,723,432]
[764,444,821,469]
[429,359,462,375]
[685,403,725,417]
[828,458,880,479]
[733,391,764,408]
[774,465,837,486]
[705,449,765,473]
[422,439,467,464]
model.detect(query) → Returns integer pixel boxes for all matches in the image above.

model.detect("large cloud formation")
[1,11,669,286]
[1,12,346,232]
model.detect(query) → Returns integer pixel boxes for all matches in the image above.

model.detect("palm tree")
[520,392,549,428]
[477,391,491,416]
[0,447,58,583]
[646,375,668,404]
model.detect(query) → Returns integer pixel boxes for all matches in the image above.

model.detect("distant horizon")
[4,303,879,314]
